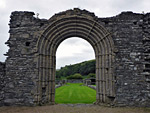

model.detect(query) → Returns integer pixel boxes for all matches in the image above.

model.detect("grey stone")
[0,9,150,107]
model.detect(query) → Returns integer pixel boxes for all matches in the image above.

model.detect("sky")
[0,0,150,69]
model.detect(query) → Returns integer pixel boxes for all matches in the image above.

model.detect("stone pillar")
[86,80,91,86]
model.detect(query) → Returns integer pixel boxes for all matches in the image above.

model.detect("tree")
[67,73,83,79]
[88,73,96,78]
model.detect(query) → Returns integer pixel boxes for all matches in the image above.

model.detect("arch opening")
[36,10,115,105]
[56,37,95,69]
[55,37,96,104]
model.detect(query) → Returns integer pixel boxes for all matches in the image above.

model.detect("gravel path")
[0,104,150,113]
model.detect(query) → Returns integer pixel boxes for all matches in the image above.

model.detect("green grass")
[55,83,96,104]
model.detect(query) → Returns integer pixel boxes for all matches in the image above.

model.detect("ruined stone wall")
[0,62,5,106]
[3,12,48,105]
[100,12,150,106]
[142,13,150,106]
[1,9,150,106]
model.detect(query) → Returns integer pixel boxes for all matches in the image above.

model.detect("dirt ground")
[0,104,150,113]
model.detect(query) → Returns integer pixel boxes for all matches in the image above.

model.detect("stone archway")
[36,9,115,104]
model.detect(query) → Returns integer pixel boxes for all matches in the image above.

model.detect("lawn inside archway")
[55,83,96,104]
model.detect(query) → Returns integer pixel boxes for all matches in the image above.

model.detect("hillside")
[56,59,96,79]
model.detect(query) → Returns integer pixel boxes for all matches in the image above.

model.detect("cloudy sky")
[0,0,150,68]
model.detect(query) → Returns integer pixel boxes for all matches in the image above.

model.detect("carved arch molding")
[36,9,115,104]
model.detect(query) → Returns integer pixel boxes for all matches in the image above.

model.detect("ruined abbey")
[0,8,150,107]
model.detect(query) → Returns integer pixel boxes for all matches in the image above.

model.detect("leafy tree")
[88,73,96,78]
[67,73,83,79]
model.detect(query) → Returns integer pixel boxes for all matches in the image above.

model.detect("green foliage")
[56,59,95,79]
[55,83,96,104]
[88,73,96,78]
[67,73,83,79]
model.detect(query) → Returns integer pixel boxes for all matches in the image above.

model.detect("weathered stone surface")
[0,9,150,107]
[88,85,96,90]
[99,12,150,107]
[0,62,5,106]
[67,79,83,83]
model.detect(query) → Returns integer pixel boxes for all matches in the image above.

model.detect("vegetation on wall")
[56,59,96,79]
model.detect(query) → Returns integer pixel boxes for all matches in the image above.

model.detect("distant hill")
[56,59,96,79]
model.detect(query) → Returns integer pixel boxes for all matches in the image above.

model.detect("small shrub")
[88,73,96,78]
[67,73,83,79]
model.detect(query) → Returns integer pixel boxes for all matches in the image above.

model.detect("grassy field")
[55,83,96,104]
[1,83,150,113]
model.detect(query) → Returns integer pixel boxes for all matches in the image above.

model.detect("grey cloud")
[0,33,9,62]
[109,0,149,14]
[81,48,95,55]
[60,37,91,47]
[56,39,95,69]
